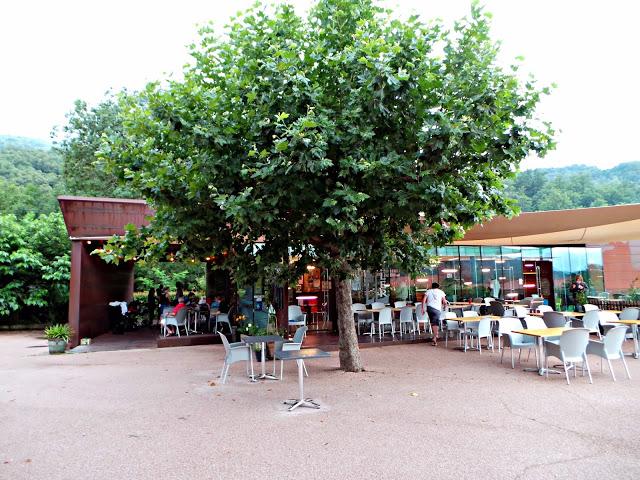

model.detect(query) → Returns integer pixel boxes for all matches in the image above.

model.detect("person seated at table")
[162,296,187,336]
[210,295,223,311]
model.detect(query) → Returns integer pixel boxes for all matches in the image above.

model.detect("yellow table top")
[449,302,485,306]
[451,315,501,323]
[612,319,640,325]
[604,310,623,314]
[512,327,571,338]
[529,311,584,317]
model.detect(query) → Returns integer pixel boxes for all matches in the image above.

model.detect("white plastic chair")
[375,307,395,338]
[500,318,538,368]
[219,332,253,384]
[287,305,307,335]
[483,297,495,305]
[544,328,592,385]
[275,326,308,380]
[394,301,407,308]
[513,306,529,318]
[162,308,189,337]
[586,326,631,382]
[463,318,494,353]
[371,302,386,309]
[443,312,461,348]
[214,312,231,334]
[580,310,602,339]
[583,304,599,312]
[598,310,620,334]
[536,305,553,314]
[398,306,415,336]
[524,315,547,330]
[352,303,373,335]
[415,303,431,335]
[496,316,522,351]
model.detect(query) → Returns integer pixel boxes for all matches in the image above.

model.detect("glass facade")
[371,245,606,307]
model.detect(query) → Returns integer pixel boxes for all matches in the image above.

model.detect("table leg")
[632,324,639,359]
[284,359,320,411]
[257,342,278,380]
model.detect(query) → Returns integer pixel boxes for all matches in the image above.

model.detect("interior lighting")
[441,268,458,273]
[506,292,519,298]
[86,240,92,245]
[494,260,505,264]
[498,276,506,280]
[416,278,429,283]
[463,281,473,286]
[524,263,534,267]
[481,268,490,272]
[306,265,316,271]
[523,283,536,288]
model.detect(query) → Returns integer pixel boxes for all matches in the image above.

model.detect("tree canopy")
[100,0,554,370]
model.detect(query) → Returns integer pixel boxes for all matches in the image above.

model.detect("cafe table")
[610,319,640,359]
[511,327,571,375]
[240,334,283,381]
[275,348,331,411]
[528,311,585,318]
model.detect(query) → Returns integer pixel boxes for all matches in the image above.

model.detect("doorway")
[522,260,554,307]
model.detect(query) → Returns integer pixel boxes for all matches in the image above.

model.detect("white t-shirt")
[423,289,447,311]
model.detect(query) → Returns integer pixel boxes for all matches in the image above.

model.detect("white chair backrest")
[477,318,492,337]
[619,308,640,320]
[598,311,619,326]
[175,307,188,324]
[288,305,304,319]
[583,304,599,312]
[291,326,308,344]
[371,302,386,309]
[462,310,477,318]
[536,305,553,313]
[219,332,231,354]
[524,315,547,330]
[352,303,367,312]
[603,325,627,355]
[498,316,522,334]
[582,310,600,331]
[559,328,589,360]
[483,297,495,305]
[399,306,413,321]
[394,301,407,308]
[504,308,515,317]
[442,311,457,319]
[378,308,392,324]
[415,303,427,320]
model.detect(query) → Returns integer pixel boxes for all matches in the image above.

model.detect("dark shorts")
[427,306,441,326]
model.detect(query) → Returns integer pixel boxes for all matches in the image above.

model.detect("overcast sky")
[1,0,638,169]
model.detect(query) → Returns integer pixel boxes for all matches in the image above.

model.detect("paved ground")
[1,331,640,480]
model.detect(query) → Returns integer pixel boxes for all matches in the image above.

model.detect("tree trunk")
[335,278,363,372]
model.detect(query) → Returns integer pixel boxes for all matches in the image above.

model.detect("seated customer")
[162,296,187,336]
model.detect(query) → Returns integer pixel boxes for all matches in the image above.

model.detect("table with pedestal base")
[275,348,331,411]
[240,334,284,381]
[611,320,640,359]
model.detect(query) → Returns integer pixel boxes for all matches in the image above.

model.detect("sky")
[1,0,638,170]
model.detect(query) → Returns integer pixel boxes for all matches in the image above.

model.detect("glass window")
[459,246,484,301]
[480,246,502,299]
[501,247,524,300]
[552,247,572,310]
[586,247,605,296]
[436,246,461,301]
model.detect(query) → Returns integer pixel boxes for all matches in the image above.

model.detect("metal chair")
[219,332,253,384]
[544,328,592,385]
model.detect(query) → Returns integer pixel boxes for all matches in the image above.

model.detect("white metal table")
[240,334,284,381]
[275,348,331,411]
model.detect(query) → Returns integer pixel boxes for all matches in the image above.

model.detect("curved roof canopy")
[456,203,640,246]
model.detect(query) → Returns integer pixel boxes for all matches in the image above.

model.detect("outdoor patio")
[2,331,640,480]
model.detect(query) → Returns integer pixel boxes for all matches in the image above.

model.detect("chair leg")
[563,360,571,385]
[511,348,515,369]
[220,361,226,380]
[621,350,632,379]
[280,360,284,380]
[221,363,229,384]
[584,354,593,384]
[607,358,616,382]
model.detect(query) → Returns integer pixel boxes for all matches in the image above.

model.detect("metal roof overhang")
[455,203,640,246]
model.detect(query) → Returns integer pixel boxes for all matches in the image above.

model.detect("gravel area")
[2,331,640,480]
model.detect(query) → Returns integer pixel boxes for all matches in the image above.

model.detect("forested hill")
[0,134,639,216]
[0,135,62,216]
[504,162,640,212]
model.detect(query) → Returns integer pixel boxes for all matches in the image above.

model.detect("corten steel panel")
[68,242,134,347]
[58,196,153,239]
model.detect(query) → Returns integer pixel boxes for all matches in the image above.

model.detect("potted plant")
[44,324,73,354]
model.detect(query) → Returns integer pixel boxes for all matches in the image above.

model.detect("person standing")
[422,282,448,346]
[569,274,588,310]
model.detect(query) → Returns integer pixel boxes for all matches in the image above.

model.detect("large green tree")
[101,0,554,371]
